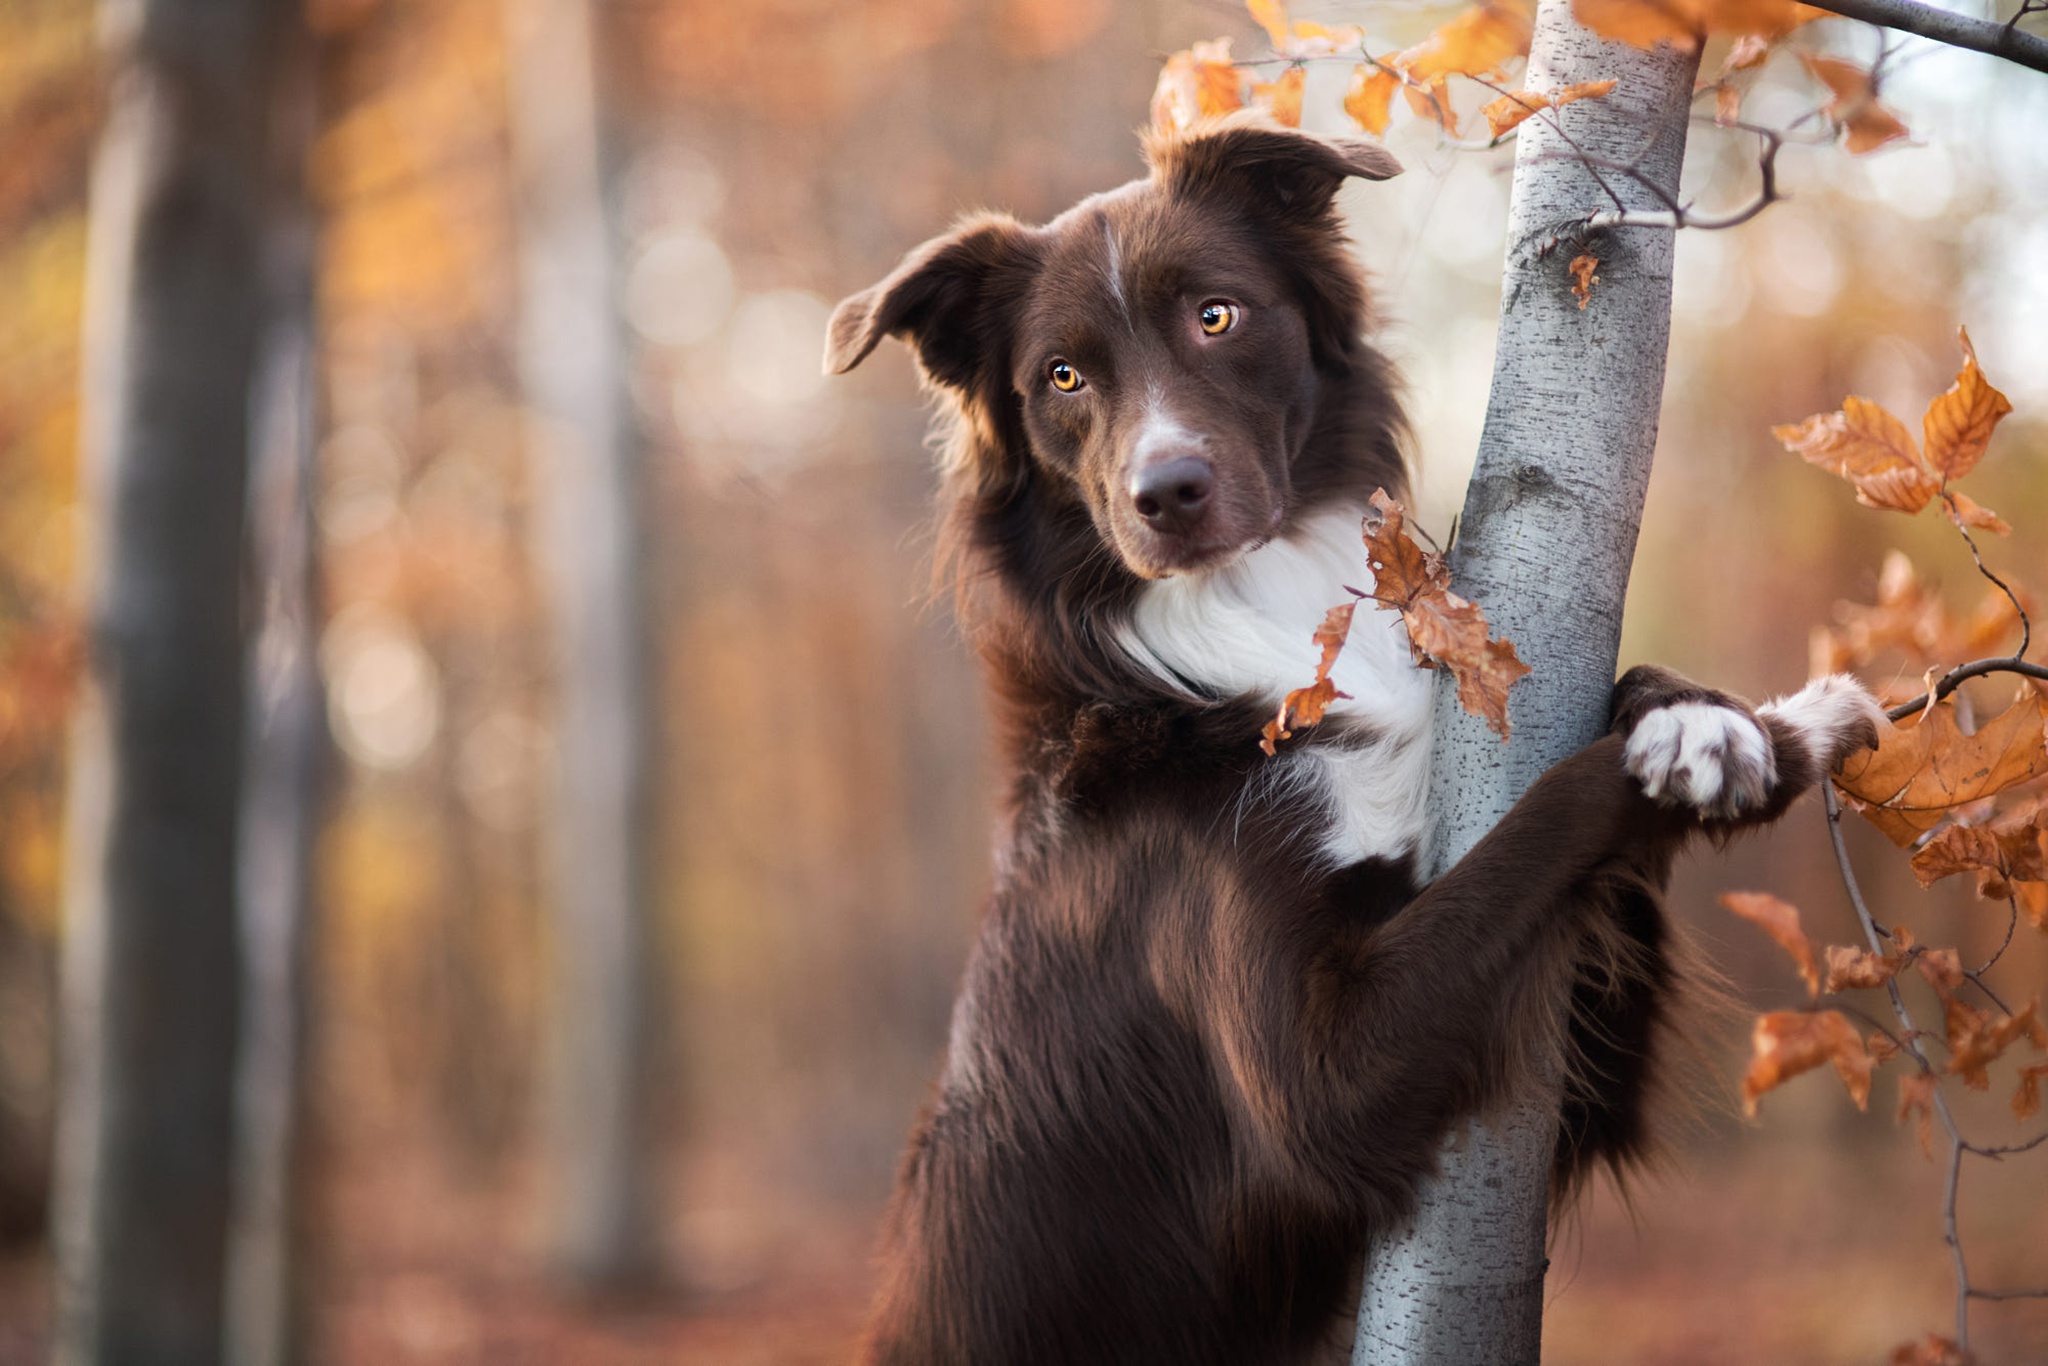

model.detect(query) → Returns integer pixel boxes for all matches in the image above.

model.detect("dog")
[825,114,1882,1365]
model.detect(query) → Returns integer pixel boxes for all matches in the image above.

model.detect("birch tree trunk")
[1353,3,1701,1361]
[54,1,294,1360]
[506,0,664,1288]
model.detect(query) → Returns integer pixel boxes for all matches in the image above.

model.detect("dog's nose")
[1129,456,1215,533]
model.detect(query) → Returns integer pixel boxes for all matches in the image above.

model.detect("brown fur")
[826,119,1872,1365]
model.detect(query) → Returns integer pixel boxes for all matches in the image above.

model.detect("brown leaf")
[1910,803,2048,894]
[1868,1031,1902,1064]
[1574,0,1820,52]
[1250,66,1306,127]
[1813,550,2026,674]
[1823,943,1900,993]
[1343,64,1400,134]
[1399,0,1533,83]
[1774,395,1940,515]
[1480,79,1617,137]
[1834,688,2048,846]
[2015,1060,2048,1120]
[1569,253,1598,310]
[1922,327,2013,481]
[1743,1009,1873,1115]
[1402,76,1458,134]
[1802,54,1909,154]
[1260,602,1357,756]
[1944,490,2011,537]
[1896,1071,1939,1159]
[1361,489,1530,740]
[1889,1334,1971,1366]
[1945,996,2046,1090]
[1915,946,1964,992]
[1721,892,1820,997]
[1151,39,1245,133]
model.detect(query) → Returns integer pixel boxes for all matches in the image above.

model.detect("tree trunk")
[505,0,664,1288]
[225,24,324,1364]
[54,2,295,1361]
[1352,4,1701,1362]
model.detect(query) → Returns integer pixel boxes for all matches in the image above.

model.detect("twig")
[1884,658,2048,722]
[1798,0,2048,76]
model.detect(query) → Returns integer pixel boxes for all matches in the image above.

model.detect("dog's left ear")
[824,213,1037,392]
[1147,114,1402,219]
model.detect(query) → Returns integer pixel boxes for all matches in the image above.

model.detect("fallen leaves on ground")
[1743,1009,1872,1114]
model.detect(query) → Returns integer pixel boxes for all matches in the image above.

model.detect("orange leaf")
[1915,946,1964,993]
[1944,490,2011,537]
[1813,550,2026,674]
[1801,54,1909,154]
[1574,0,1819,52]
[1151,39,1245,133]
[1361,489,1530,740]
[1721,892,1820,997]
[1743,1009,1873,1115]
[1868,1031,1903,1064]
[2015,1060,2048,1120]
[1834,688,2048,846]
[1569,253,1599,310]
[1947,997,2047,1090]
[1921,327,2013,481]
[1344,64,1400,134]
[1402,76,1458,134]
[1260,602,1356,756]
[1774,395,1939,515]
[1250,66,1306,127]
[1480,79,1618,137]
[1889,1334,1970,1366]
[1823,943,1900,993]
[1398,0,1533,82]
[1896,1071,1938,1159]
[1246,0,1291,48]
[1910,802,2048,894]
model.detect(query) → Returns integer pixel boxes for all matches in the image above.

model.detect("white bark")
[1353,3,1701,1362]
[506,0,663,1286]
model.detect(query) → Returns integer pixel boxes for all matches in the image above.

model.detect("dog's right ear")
[824,214,1037,392]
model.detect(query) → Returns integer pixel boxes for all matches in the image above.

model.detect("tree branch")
[1800,0,2048,75]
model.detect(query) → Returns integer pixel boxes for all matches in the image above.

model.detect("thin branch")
[1883,657,2048,722]
[1968,1286,2048,1301]
[1798,0,2048,76]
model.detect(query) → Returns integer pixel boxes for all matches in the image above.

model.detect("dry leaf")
[1922,327,2013,481]
[1260,602,1356,755]
[1403,76,1458,134]
[1896,1071,1938,1159]
[1479,79,1617,137]
[1834,689,2048,846]
[1721,892,1820,997]
[1574,0,1820,52]
[2015,1059,2048,1120]
[1945,490,2011,537]
[1360,489,1530,740]
[1344,64,1400,134]
[1823,943,1901,993]
[1743,1009,1873,1114]
[1569,253,1599,310]
[1773,395,1939,515]
[1801,54,1909,154]
[1915,946,1964,992]
[1250,66,1306,127]
[1151,39,1244,133]
[1889,1334,1971,1366]
[1910,803,2048,895]
[1246,0,1291,48]
[1868,1031,1902,1064]
[1812,549,2025,674]
[1947,997,2047,1090]
[1399,0,1533,83]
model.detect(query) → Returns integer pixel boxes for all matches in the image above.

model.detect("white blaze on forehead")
[1103,220,1131,327]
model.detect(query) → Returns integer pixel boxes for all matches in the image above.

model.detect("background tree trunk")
[53,1,297,1361]
[225,21,324,1365]
[506,0,664,1289]
[1353,3,1701,1362]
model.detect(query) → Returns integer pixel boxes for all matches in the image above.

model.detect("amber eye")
[1049,360,1083,392]
[1198,301,1239,335]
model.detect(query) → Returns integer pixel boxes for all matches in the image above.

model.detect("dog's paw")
[1623,701,1776,819]
[1757,674,1886,776]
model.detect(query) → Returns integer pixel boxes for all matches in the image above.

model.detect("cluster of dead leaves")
[1721,892,2048,1128]
[1777,328,2015,534]
[1260,489,1529,755]
[1809,550,2024,683]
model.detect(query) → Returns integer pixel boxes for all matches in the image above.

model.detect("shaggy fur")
[826,115,1881,1365]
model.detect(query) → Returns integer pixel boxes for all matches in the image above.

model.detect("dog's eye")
[1197,301,1239,336]
[1048,360,1084,392]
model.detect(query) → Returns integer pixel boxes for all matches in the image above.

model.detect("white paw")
[1624,702,1775,818]
[1757,674,1886,771]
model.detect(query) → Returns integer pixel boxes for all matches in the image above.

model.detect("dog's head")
[825,116,1401,580]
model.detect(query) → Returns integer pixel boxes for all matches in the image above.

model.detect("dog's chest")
[1115,506,1435,865]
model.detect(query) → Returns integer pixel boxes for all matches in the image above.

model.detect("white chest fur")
[1113,505,1435,866]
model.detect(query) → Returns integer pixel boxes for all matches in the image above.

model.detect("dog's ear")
[1146,114,1402,218]
[824,214,1037,392]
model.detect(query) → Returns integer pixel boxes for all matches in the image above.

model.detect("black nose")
[1128,456,1215,533]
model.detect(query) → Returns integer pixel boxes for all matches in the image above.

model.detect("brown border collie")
[825,114,1881,1366]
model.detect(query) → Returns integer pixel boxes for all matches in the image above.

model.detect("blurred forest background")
[0,0,2044,1361]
